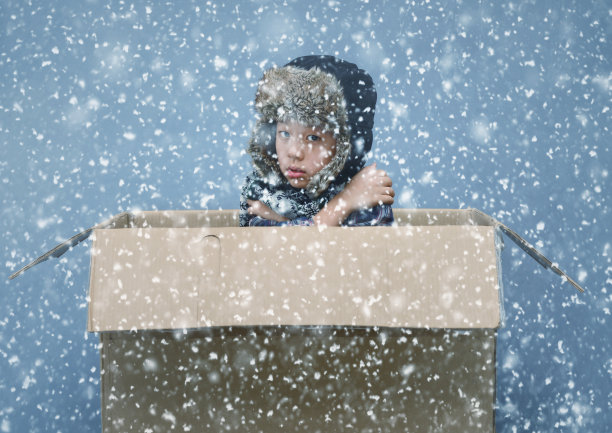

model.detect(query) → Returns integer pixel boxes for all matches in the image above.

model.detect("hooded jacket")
[240,55,393,227]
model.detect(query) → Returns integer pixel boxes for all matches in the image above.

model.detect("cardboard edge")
[87,230,99,332]
[99,333,112,431]
[8,227,94,280]
[492,329,498,433]
[8,212,133,280]
[494,227,506,329]
[469,208,584,293]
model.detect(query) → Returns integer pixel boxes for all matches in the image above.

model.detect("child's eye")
[306,134,321,142]
[278,130,290,138]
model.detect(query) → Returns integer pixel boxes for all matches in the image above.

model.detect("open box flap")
[469,209,584,293]
[8,212,133,280]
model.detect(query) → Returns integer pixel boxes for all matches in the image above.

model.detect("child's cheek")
[325,149,335,164]
[316,151,328,167]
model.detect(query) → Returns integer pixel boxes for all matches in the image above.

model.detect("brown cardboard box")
[10,209,583,432]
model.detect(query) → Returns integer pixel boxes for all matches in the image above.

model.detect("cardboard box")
[11,209,583,432]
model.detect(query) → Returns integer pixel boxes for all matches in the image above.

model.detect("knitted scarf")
[240,170,344,226]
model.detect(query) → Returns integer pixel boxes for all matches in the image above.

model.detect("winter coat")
[240,55,394,227]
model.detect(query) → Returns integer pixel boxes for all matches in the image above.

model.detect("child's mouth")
[286,168,306,179]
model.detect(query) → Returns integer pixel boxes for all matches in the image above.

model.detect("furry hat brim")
[247,66,351,198]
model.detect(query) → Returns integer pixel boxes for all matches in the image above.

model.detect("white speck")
[399,188,415,207]
[22,375,35,389]
[208,371,220,384]
[471,120,491,143]
[503,352,518,369]
[419,171,436,185]
[181,70,195,89]
[199,194,215,208]
[401,364,415,378]
[123,132,136,140]
[592,73,610,92]
[161,410,176,425]
[87,98,100,110]
[213,56,228,71]
[575,112,588,127]
[36,217,54,229]
[143,358,158,372]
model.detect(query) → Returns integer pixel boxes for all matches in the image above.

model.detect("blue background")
[1,0,609,431]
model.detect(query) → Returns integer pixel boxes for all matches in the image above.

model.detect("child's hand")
[311,164,393,226]
[247,200,289,222]
[342,163,395,211]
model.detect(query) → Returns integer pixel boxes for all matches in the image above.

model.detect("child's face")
[275,120,336,189]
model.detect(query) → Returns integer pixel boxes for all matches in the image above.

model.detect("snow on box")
[11,208,583,432]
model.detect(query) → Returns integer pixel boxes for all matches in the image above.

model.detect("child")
[240,55,394,227]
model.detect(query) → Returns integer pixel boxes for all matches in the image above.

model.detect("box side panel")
[89,228,208,331]
[100,328,496,433]
[213,226,499,328]
[384,225,500,328]
[89,226,500,330]
[201,226,395,328]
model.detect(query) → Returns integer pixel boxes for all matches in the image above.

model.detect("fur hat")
[247,56,376,198]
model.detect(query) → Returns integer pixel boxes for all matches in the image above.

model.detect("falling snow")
[1,1,610,432]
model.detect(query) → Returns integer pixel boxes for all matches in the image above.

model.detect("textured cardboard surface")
[88,219,500,331]
[101,327,496,433]
[84,209,502,432]
[89,209,501,431]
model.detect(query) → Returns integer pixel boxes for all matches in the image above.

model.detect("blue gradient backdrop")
[1,1,609,431]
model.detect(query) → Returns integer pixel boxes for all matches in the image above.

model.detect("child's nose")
[288,138,305,159]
